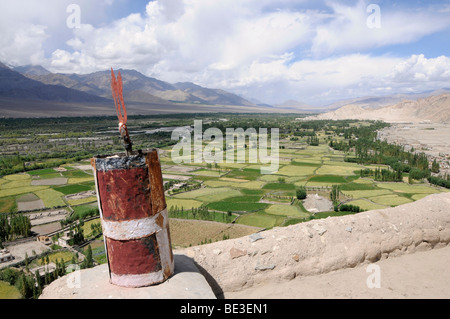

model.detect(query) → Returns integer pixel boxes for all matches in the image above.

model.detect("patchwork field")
[0,166,96,213]
[1,137,448,233]
[158,140,449,229]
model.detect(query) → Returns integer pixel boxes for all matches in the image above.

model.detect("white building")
[0,249,14,263]
[58,231,72,247]
[31,263,56,279]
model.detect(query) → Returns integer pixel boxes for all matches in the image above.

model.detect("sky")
[1,0,450,106]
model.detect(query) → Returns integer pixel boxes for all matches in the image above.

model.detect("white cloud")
[388,54,450,86]
[0,23,48,66]
[224,53,403,105]
[311,0,450,56]
[49,0,316,76]
[1,0,450,106]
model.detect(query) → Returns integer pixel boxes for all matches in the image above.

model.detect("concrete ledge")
[39,254,216,299]
[181,192,450,295]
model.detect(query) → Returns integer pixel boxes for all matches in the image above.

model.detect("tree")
[16,273,34,299]
[35,270,43,295]
[431,159,440,173]
[330,185,340,203]
[24,253,29,271]
[296,186,307,200]
[81,245,94,269]
[16,273,27,298]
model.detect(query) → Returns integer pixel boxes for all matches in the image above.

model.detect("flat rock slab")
[39,254,216,299]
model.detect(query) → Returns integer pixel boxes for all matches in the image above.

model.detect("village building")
[30,263,57,279]
[58,231,72,248]
[37,235,52,246]
[0,249,14,263]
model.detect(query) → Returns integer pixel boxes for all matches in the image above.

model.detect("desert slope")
[308,93,450,123]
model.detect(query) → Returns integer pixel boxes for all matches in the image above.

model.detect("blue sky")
[1,0,450,106]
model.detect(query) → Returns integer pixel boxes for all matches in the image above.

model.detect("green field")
[262,183,296,191]
[277,165,317,176]
[167,198,204,210]
[67,196,97,206]
[62,170,91,177]
[72,203,98,218]
[0,197,17,213]
[27,168,58,176]
[315,164,361,175]
[236,212,284,229]
[308,175,348,183]
[376,183,443,194]
[0,281,22,299]
[265,204,309,218]
[53,183,93,195]
[173,187,241,202]
[345,199,387,211]
[341,189,392,199]
[368,194,413,206]
[207,201,268,212]
[67,177,94,184]
[33,189,66,208]
[30,250,78,268]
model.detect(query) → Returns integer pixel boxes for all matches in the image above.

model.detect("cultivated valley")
[1,113,449,298]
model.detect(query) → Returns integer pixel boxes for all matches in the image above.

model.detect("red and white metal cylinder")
[91,149,174,288]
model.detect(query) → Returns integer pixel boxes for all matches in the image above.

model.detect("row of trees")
[428,176,450,189]
[359,167,403,182]
[330,185,341,203]
[0,213,31,244]
[60,208,99,227]
[306,135,320,146]
[335,204,362,213]
[328,121,444,185]
[168,205,233,223]
[0,151,92,176]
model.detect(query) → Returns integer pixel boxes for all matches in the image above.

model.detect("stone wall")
[180,192,450,295]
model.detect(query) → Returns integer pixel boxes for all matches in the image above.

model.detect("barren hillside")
[309,93,450,123]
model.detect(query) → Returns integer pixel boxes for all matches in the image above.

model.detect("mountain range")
[0,62,108,103]
[1,61,450,121]
[0,63,257,107]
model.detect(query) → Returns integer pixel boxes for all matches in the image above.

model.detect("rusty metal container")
[91,149,174,288]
